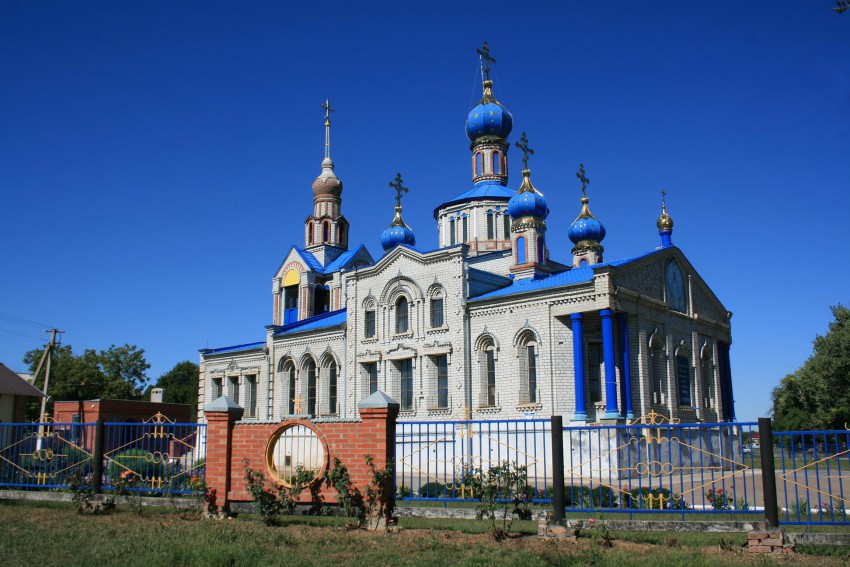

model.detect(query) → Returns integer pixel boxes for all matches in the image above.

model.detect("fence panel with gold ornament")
[0,419,95,489]
[102,413,206,495]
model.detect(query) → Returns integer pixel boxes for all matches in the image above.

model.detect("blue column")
[616,313,634,419]
[571,313,587,421]
[600,309,621,419]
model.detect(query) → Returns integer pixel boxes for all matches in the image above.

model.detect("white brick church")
[197,48,735,426]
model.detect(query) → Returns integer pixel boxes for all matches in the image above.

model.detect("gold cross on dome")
[389,172,408,208]
[515,132,534,170]
[576,163,590,197]
[293,394,306,414]
[476,41,496,82]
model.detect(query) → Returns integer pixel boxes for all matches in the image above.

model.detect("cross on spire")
[389,172,408,208]
[661,189,667,211]
[576,163,589,197]
[476,41,496,82]
[515,132,534,170]
[321,99,335,160]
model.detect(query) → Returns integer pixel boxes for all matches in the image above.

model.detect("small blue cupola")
[657,189,674,248]
[569,164,606,267]
[380,173,416,251]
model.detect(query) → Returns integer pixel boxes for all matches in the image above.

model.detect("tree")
[145,361,200,420]
[23,343,150,417]
[771,305,850,431]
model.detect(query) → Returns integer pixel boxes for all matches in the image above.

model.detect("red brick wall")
[204,406,397,511]
[52,400,191,423]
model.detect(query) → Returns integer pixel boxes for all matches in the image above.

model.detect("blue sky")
[1,1,848,422]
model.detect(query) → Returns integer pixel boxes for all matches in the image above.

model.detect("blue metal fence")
[775,429,849,525]
[0,419,206,494]
[396,415,761,515]
[0,422,96,489]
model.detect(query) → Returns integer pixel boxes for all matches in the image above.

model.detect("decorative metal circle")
[265,422,328,487]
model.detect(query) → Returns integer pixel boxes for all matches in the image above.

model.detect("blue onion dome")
[508,169,548,220]
[568,195,606,244]
[380,207,416,251]
[465,80,513,141]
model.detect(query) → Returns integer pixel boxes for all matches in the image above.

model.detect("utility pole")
[35,328,63,448]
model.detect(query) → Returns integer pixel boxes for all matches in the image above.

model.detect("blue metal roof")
[469,248,665,301]
[199,341,265,355]
[321,244,371,274]
[274,309,347,336]
[434,181,516,217]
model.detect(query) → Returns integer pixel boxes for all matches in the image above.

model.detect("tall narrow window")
[503,214,511,240]
[516,236,526,264]
[400,359,413,411]
[449,218,456,245]
[396,296,409,334]
[228,376,239,405]
[322,221,330,243]
[475,152,483,176]
[486,349,496,406]
[436,355,448,409]
[308,222,314,245]
[245,375,257,418]
[364,309,376,338]
[287,365,296,414]
[588,343,602,403]
[306,361,317,416]
[212,377,223,400]
[537,237,544,263]
[368,362,378,395]
[651,343,666,405]
[462,215,468,243]
[430,297,444,328]
[492,150,500,174]
[487,211,494,239]
[328,362,337,415]
[677,354,692,406]
[283,280,299,325]
[701,346,713,409]
[526,345,537,404]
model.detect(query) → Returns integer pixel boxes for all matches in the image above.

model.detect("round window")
[265,423,327,486]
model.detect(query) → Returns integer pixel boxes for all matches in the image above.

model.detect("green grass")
[1,500,848,566]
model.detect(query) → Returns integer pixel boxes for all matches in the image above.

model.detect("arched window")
[305,359,317,416]
[328,360,338,415]
[486,211,494,239]
[396,296,409,334]
[701,343,714,409]
[579,258,588,267]
[449,218,456,245]
[323,221,330,243]
[364,306,376,338]
[287,364,296,414]
[430,294,444,328]
[462,214,468,243]
[339,226,346,246]
[503,214,511,240]
[537,237,544,264]
[282,270,300,325]
[475,152,483,176]
[308,222,315,245]
[676,351,692,407]
[649,331,666,405]
[516,236,526,264]
[665,260,687,313]
[477,336,498,408]
[517,331,538,405]
[492,150,500,174]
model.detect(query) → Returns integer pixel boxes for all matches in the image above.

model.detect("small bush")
[563,485,618,509]
[418,481,447,498]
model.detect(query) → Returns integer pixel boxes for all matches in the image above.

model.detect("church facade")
[197,50,735,426]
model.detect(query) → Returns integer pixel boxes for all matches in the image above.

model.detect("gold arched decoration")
[283,269,300,287]
[265,421,329,487]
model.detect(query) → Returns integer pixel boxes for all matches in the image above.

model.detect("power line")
[0,327,50,342]
[0,311,54,330]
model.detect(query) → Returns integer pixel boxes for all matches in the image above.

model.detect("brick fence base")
[747,531,794,555]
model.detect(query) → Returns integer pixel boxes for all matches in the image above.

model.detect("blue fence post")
[92,419,104,493]
[551,415,565,522]
[758,417,779,527]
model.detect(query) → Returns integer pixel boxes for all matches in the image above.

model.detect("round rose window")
[265,423,327,486]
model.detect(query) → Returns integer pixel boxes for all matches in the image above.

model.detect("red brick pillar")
[203,397,243,515]
[357,392,400,526]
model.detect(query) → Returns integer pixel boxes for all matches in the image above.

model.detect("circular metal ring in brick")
[265,422,329,487]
